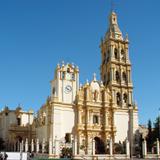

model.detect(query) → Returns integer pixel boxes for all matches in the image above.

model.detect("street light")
[158,108,160,140]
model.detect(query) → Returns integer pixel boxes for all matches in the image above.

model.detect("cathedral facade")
[35,11,139,155]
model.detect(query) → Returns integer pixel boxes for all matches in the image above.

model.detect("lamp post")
[158,108,160,140]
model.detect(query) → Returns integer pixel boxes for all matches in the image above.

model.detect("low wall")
[73,154,129,160]
[1,152,28,160]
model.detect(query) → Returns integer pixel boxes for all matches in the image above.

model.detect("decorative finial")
[125,33,129,42]
[93,73,96,81]
[62,61,64,67]
[80,83,82,90]
[57,63,60,68]
[86,79,89,85]
[100,81,104,87]
[71,62,75,68]
[75,65,79,71]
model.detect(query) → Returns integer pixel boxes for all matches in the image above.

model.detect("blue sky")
[0,0,159,125]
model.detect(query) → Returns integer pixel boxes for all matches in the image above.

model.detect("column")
[142,139,147,158]
[125,46,129,61]
[20,143,23,160]
[128,92,132,105]
[14,143,16,152]
[55,138,60,156]
[118,46,121,61]
[31,139,34,152]
[18,141,20,151]
[36,139,39,153]
[25,138,28,152]
[72,138,77,156]
[126,139,130,158]
[87,109,90,124]
[112,68,114,82]
[87,136,92,154]
[92,139,95,155]
[157,139,159,155]
[42,138,45,153]
[78,109,81,124]
[109,139,113,156]
[49,138,53,155]
[110,45,114,60]
[21,140,24,152]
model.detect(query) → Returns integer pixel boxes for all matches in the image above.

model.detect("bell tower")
[100,11,133,108]
[100,12,139,153]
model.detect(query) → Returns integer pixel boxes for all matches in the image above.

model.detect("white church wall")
[114,111,129,143]
[53,105,74,141]
[21,113,33,126]
[132,111,139,134]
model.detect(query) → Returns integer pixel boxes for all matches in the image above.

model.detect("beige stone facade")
[35,11,139,156]
[0,106,35,151]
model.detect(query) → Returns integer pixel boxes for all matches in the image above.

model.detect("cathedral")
[0,11,139,157]
[35,11,139,155]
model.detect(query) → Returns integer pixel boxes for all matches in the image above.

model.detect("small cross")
[93,73,96,81]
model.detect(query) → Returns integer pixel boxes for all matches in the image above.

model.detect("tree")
[146,119,153,152]
[152,116,160,142]
[61,147,72,158]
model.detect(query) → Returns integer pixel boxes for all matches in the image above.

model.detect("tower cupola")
[106,11,123,40]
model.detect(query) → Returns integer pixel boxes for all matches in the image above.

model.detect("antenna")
[110,0,115,12]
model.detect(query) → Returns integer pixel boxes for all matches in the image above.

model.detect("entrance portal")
[94,137,106,154]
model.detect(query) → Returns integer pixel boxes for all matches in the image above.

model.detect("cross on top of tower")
[93,73,97,81]
[110,0,115,12]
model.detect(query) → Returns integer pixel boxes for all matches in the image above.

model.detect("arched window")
[107,50,110,62]
[52,87,55,95]
[115,71,120,82]
[17,117,21,126]
[123,93,128,104]
[67,68,70,73]
[72,73,75,80]
[114,48,118,59]
[104,52,106,59]
[121,49,125,62]
[82,116,85,124]
[93,115,99,124]
[104,74,106,82]
[62,72,65,79]
[93,90,98,101]
[122,72,127,83]
[116,92,121,105]
[65,133,71,143]
[107,72,110,84]
[103,52,106,64]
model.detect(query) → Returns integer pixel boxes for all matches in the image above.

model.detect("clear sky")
[0,0,159,125]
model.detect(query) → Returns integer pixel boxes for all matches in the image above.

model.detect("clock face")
[66,73,71,80]
[65,85,72,93]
